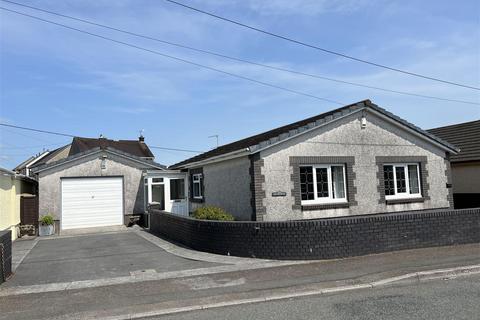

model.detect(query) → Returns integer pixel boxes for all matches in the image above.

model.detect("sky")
[0,0,479,169]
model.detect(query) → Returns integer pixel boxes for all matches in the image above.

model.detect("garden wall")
[150,208,480,260]
[0,230,12,283]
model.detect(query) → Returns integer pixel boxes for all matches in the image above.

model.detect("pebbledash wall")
[0,230,12,283]
[37,151,148,226]
[185,111,452,222]
[150,208,480,260]
[258,111,452,221]
[189,157,252,221]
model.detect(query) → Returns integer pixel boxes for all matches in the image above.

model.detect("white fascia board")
[144,169,182,175]
[179,148,251,169]
[26,151,50,168]
[367,108,459,154]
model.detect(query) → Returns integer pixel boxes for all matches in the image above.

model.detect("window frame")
[169,178,186,201]
[299,164,348,205]
[383,163,422,200]
[192,173,203,199]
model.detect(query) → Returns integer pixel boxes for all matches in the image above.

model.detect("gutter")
[33,148,166,174]
[25,151,50,176]
[174,148,251,169]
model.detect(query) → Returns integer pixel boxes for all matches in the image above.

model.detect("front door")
[167,178,188,216]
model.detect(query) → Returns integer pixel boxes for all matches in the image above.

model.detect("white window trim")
[192,173,203,199]
[384,163,422,200]
[300,164,348,205]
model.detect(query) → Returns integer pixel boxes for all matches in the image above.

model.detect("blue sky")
[1,0,479,169]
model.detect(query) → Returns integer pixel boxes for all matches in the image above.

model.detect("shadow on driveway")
[6,232,219,287]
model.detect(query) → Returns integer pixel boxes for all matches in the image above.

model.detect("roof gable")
[171,100,458,168]
[33,147,166,174]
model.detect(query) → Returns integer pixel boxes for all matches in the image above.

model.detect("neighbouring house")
[428,120,480,209]
[0,167,37,240]
[14,144,72,179]
[28,136,189,233]
[170,99,458,221]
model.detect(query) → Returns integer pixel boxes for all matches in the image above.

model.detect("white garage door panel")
[61,177,123,230]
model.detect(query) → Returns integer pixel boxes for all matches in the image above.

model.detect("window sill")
[386,197,424,205]
[301,202,350,210]
[190,197,204,203]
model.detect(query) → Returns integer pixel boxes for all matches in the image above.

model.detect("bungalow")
[19,99,459,233]
[171,99,458,221]
[428,120,480,209]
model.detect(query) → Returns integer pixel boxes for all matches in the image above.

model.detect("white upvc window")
[192,173,203,199]
[383,163,422,200]
[144,177,165,210]
[299,164,347,205]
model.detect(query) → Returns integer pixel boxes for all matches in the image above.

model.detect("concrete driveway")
[6,231,218,287]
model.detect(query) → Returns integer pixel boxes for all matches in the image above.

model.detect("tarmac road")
[152,274,480,320]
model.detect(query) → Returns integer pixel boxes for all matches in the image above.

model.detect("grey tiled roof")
[70,137,154,158]
[428,120,480,162]
[171,99,458,169]
[33,147,166,173]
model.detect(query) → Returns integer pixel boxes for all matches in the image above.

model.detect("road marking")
[0,260,311,297]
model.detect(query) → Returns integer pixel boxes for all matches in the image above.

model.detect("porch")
[144,170,188,217]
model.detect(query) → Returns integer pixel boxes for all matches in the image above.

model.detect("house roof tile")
[69,137,154,158]
[171,99,458,168]
[427,119,480,163]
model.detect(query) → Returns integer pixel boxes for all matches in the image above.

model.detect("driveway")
[5,231,219,287]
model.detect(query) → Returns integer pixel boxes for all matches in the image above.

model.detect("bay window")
[300,164,347,204]
[383,163,421,199]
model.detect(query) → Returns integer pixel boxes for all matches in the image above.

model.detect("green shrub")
[40,214,55,226]
[192,206,234,221]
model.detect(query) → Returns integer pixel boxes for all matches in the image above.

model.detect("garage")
[61,177,124,230]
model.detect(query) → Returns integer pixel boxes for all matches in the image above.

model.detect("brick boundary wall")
[0,230,12,283]
[150,208,480,260]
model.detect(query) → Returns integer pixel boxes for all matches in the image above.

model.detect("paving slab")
[6,232,219,286]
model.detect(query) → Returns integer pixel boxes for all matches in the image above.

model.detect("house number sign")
[272,191,287,197]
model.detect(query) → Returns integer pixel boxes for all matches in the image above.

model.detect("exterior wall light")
[101,155,107,170]
[361,115,367,129]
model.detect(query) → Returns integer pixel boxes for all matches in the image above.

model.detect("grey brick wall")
[250,154,266,221]
[0,230,12,283]
[150,208,480,260]
[444,154,454,208]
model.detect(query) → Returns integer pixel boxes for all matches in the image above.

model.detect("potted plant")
[39,215,55,236]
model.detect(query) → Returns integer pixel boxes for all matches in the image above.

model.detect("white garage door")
[61,177,123,230]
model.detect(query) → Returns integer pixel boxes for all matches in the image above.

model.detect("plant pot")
[39,224,55,236]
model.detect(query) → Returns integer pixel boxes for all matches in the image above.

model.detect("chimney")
[139,135,145,143]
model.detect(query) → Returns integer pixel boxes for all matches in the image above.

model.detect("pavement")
[148,273,480,320]
[0,234,478,320]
